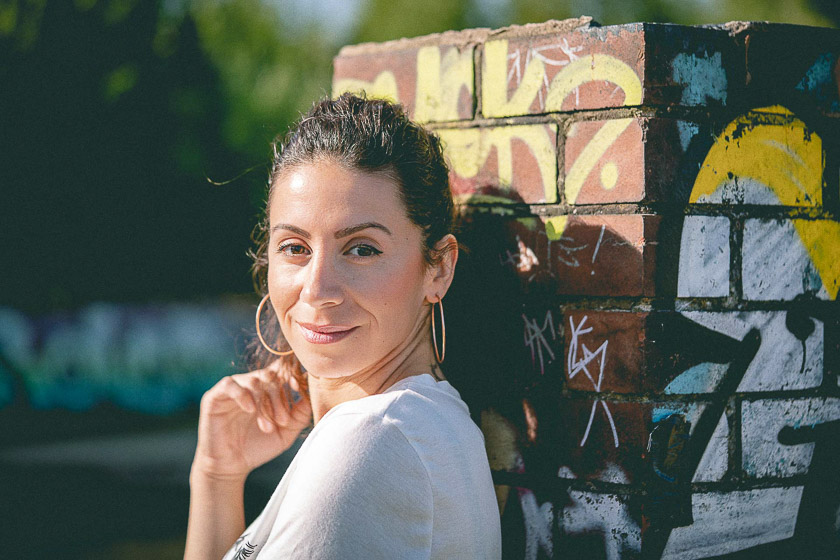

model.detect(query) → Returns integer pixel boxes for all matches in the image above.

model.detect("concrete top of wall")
[338,16,596,56]
[337,17,840,57]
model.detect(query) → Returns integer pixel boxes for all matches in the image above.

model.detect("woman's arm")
[184,470,247,560]
[184,365,311,560]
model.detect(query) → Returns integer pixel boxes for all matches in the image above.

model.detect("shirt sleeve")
[258,411,434,559]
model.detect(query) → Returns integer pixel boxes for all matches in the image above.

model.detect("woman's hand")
[191,361,312,482]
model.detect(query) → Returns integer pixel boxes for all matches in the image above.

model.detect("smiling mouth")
[297,323,357,344]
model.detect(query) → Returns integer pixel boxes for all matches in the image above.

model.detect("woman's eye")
[346,244,382,258]
[277,243,309,256]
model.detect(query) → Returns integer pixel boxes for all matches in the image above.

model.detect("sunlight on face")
[267,160,434,378]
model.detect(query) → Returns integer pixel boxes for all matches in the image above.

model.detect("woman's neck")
[306,315,437,423]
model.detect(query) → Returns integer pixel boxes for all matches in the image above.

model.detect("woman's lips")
[297,322,357,344]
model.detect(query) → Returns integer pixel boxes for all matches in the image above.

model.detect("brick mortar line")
[458,203,839,220]
[490,471,813,495]
[420,106,840,129]
[730,217,744,303]
[731,396,743,481]
[558,388,839,402]
[725,397,740,481]
[515,296,835,311]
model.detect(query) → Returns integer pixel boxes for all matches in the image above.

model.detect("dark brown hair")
[247,93,457,388]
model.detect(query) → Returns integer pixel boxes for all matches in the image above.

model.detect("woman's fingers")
[218,376,256,414]
[210,366,310,437]
[256,414,275,434]
[289,391,313,428]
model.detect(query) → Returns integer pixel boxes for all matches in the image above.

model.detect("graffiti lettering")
[567,315,618,448]
[522,311,556,376]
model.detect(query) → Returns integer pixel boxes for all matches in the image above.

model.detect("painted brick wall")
[333,18,840,559]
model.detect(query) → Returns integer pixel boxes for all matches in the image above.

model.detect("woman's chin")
[297,355,357,380]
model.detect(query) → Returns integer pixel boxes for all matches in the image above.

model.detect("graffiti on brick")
[494,215,656,297]
[688,105,838,301]
[481,37,643,116]
[567,315,617,448]
[522,310,556,376]
[334,44,474,122]
[437,124,559,204]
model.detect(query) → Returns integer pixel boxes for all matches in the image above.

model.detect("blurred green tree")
[0,0,834,313]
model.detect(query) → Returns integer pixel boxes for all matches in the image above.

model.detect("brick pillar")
[333,18,840,559]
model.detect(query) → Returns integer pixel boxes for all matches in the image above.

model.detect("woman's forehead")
[269,162,412,232]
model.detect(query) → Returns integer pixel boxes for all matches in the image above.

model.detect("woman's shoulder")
[324,374,473,431]
[316,373,485,465]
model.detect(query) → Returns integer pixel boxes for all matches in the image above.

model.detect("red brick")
[564,118,644,204]
[562,311,754,395]
[552,398,651,483]
[439,124,558,204]
[496,215,659,296]
[520,307,564,378]
[481,25,646,117]
[333,43,476,122]
[564,311,647,394]
[481,23,737,118]
[564,117,699,205]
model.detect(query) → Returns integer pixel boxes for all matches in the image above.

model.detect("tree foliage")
[0,0,835,312]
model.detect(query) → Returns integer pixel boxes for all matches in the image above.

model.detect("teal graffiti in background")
[0,302,253,414]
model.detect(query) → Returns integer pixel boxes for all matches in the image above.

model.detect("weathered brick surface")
[565,117,701,205]
[553,397,650,483]
[677,216,730,298]
[333,19,840,560]
[662,489,803,559]
[742,219,840,301]
[679,311,825,392]
[480,23,741,119]
[564,118,644,204]
[643,24,735,107]
[481,25,646,117]
[333,42,476,122]
[496,215,659,296]
[438,124,558,204]
[742,397,840,478]
[564,311,647,393]
[689,108,824,206]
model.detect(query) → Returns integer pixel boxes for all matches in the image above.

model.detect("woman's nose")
[300,253,344,307]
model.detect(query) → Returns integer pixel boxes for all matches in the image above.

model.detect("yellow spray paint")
[794,220,840,299]
[438,124,558,203]
[553,56,642,205]
[414,46,474,123]
[544,216,570,241]
[482,40,547,117]
[565,118,636,205]
[482,41,642,118]
[333,71,399,103]
[482,41,643,238]
[543,54,642,110]
[691,106,823,206]
[691,106,837,299]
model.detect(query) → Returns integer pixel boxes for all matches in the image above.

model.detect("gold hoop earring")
[431,298,446,363]
[256,294,294,356]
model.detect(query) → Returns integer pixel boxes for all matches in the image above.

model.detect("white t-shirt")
[222,373,502,559]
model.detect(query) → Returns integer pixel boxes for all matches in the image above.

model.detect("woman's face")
[267,160,442,378]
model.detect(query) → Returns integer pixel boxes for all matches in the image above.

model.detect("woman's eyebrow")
[271,224,310,238]
[334,222,392,238]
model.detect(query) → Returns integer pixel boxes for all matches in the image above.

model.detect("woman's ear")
[426,234,459,302]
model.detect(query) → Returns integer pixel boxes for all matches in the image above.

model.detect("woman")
[184,93,502,559]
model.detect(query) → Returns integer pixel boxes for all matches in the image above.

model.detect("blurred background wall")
[1,1,838,558]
